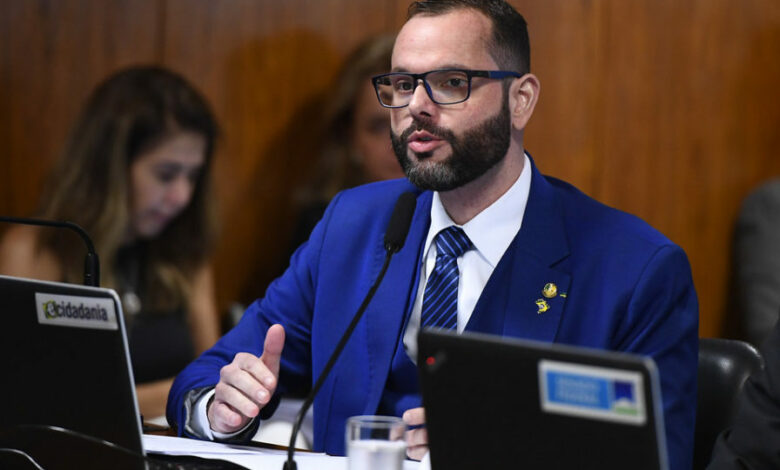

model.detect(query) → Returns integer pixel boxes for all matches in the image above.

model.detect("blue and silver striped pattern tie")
[420,226,473,330]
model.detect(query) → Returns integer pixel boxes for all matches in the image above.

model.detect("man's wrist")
[192,389,253,439]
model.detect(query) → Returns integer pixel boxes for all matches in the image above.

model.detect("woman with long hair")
[290,33,404,250]
[0,65,221,420]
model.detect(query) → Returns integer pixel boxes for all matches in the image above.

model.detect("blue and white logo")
[540,360,645,425]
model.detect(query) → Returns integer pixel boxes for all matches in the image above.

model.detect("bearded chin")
[391,99,512,192]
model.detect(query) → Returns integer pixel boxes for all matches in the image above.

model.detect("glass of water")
[346,415,407,470]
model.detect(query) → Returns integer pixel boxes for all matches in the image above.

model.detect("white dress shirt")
[403,154,532,361]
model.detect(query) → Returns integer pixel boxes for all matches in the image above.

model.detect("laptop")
[418,329,669,470]
[0,275,243,470]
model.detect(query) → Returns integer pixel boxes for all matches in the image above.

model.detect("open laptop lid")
[0,274,143,457]
[418,329,668,470]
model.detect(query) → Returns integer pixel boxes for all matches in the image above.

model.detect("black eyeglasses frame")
[371,69,522,108]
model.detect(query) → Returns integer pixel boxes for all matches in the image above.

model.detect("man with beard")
[168,1,697,469]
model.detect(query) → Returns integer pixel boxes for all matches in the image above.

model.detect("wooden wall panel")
[1,0,779,339]
[0,0,161,216]
[0,5,10,215]
[161,0,402,308]
[512,0,605,197]
[522,0,780,336]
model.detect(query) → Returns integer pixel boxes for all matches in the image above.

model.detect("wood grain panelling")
[0,0,161,216]
[513,0,605,197]
[1,0,779,338]
[161,0,401,308]
[0,5,11,215]
[573,0,778,336]
[514,0,780,337]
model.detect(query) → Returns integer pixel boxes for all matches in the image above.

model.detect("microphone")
[384,191,416,253]
[0,216,101,287]
[283,191,417,470]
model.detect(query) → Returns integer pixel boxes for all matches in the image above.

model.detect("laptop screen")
[0,275,143,457]
[418,329,668,470]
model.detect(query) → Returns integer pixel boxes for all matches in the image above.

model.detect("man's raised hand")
[207,324,285,433]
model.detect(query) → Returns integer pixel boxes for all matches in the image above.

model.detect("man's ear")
[509,73,540,131]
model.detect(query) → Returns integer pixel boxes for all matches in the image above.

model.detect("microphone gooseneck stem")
[283,251,394,470]
[0,216,100,287]
[283,192,416,470]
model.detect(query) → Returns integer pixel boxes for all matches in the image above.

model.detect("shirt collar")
[424,153,532,267]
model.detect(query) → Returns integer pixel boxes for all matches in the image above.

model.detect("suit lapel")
[363,191,431,413]
[466,158,571,342]
[351,157,572,414]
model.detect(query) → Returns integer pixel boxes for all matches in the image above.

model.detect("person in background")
[240,34,404,449]
[731,179,780,348]
[290,33,404,250]
[708,318,780,469]
[237,34,402,316]
[0,65,221,420]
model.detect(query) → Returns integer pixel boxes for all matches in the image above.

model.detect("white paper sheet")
[143,434,420,470]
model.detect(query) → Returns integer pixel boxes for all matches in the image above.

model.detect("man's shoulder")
[312,179,426,241]
[338,178,421,202]
[326,179,424,218]
[544,175,676,253]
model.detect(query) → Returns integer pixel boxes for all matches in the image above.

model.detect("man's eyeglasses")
[371,69,522,108]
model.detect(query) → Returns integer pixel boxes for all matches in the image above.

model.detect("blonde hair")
[38,65,219,311]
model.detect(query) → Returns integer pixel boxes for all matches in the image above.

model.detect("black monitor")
[0,275,143,469]
[418,329,668,470]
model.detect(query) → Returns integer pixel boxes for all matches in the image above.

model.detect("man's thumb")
[261,324,285,370]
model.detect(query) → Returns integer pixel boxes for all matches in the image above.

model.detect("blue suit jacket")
[168,159,698,470]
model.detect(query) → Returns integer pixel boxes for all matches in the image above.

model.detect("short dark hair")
[408,0,530,74]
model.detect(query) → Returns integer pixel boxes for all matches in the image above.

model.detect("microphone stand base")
[282,460,297,470]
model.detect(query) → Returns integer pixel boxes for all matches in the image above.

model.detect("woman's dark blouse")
[117,244,195,384]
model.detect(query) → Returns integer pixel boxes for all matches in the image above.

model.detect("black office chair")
[694,337,764,470]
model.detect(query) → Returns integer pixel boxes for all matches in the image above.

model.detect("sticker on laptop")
[35,292,118,330]
[539,360,646,425]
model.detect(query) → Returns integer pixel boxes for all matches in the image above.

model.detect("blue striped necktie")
[421,226,473,330]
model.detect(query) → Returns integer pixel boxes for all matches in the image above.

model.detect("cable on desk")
[0,448,45,470]
[0,424,178,469]
[1,424,249,469]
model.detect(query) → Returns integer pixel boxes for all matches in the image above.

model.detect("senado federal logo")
[540,360,646,426]
[35,292,118,330]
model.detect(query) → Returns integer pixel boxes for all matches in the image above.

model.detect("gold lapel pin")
[535,299,550,314]
[542,283,558,299]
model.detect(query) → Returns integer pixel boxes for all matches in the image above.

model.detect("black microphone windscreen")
[384,192,416,253]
